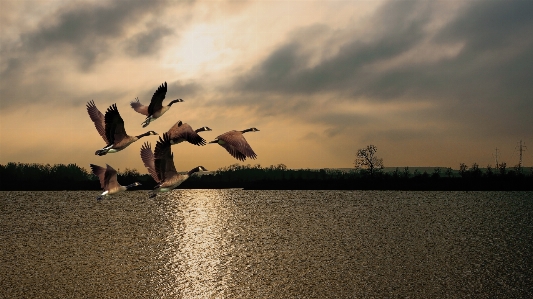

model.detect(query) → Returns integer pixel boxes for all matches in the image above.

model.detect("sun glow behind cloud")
[166,24,220,76]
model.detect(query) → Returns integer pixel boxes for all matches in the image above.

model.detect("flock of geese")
[87,82,259,200]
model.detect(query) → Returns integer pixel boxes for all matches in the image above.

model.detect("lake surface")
[1,190,532,298]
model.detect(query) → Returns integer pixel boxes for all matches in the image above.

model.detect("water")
[1,190,532,298]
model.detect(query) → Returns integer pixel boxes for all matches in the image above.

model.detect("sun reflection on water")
[159,189,235,298]
[2,191,532,298]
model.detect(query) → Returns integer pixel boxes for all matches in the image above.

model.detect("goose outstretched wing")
[130,97,149,116]
[86,100,109,144]
[154,133,178,182]
[90,164,107,189]
[147,82,167,115]
[104,164,120,190]
[168,121,207,146]
[90,164,119,190]
[104,104,128,145]
[140,142,160,183]
[218,131,257,160]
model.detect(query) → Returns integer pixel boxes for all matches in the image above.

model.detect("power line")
[516,140,527,169]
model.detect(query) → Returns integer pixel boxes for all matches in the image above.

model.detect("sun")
[168,24,220,74]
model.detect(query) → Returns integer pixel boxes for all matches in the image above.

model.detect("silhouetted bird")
[167,120,212,146]
[130,82,183,127]
[90,163,141,200]
[208,128,259,161]
[87,101,158,155]
[140,133,207,198]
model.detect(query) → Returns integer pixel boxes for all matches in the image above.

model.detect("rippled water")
[1,190,532,298]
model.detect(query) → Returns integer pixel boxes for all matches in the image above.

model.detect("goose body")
[87,102,158,156]
[130,82,183,128]
[168,120,212,146]
[140,133,207,198]
[209,128,259,161]
[90,164,141,200]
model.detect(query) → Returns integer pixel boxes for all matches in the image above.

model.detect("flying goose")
[208,128,259,161]
[87,102,158,156]
[167,120,212,146]
[130,82,184,127]
[90,163,141,200]
[140,133,207,198]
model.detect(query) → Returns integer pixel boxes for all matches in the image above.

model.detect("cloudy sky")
[1,0,532,173]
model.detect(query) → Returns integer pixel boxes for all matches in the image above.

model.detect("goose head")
[137,131,159,139]
[126,182,142,189]
[196,126,212,132]
[188,166,208,175]
[241,127,260,133]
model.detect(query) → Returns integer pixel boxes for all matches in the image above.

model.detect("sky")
[1,0,532,173]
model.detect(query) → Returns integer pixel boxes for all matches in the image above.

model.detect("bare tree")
[354,145,384,176]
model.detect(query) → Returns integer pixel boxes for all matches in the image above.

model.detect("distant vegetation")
[1,162,532,191]
[354,144,384,176]
[0,162,151,191]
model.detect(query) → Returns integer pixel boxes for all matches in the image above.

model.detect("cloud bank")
[1,0,532,170]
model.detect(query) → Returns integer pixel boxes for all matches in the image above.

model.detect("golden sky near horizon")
[1,0,532,173]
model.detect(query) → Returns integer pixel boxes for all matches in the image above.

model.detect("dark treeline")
[0,162,152,191]
[184,164,533,191]
[1,162,532,191]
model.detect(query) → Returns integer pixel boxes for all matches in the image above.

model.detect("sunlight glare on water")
[158,190,236,298]
[1,190,532,298]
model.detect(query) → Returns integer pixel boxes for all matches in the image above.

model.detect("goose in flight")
[167,120,212,146]
[208,128,259,161]
[87,101,158,156]
[140,133,207,198]
[90,163,141,200]
[130,82,183,127]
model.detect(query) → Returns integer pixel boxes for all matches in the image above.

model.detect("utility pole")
[516,140,527,169]
[494,148,499,167]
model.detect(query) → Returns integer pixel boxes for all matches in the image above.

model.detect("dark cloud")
[238,0,431,96]
[20,0,169,69]
[0,0,192,110]
[229,0,533,138]
[169,81,204,98]
[433,0,533,102]
[124,26,174,57]
[437,1,533,54]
